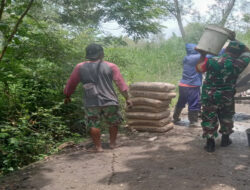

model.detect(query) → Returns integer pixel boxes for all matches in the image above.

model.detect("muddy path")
[1,104,250,190]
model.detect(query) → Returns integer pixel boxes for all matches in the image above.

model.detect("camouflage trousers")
[201,100,235,138]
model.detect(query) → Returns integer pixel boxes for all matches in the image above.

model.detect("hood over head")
[185,43,199,55]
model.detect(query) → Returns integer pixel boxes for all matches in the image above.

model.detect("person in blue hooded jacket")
[173,43,202,127]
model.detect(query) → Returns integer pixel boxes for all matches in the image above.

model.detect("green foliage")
[0,5,88,175]
[0,107,71,174]
[184,23,205,44]
[0,28,186,175]
[243,14,250,23]
[237,29,250,47]
[103,0,165,40]
[104,36,185,108]
[105,36,185,84]
[163,0,193,17]
[1,0,250,177]
[44,0,166,40]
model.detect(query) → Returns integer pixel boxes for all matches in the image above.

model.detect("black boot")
[188,110,199,127]
[221,134,232,147]
[173,107,183,124]
[204,138,215,152]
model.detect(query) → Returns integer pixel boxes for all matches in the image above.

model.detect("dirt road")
[1,104,250,190]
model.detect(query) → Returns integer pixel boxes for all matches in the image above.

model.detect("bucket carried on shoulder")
[196,25,235,55]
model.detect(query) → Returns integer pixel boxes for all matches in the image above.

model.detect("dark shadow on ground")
[98,126,250,190]
[1,111,250,190]
[0,164,53,190]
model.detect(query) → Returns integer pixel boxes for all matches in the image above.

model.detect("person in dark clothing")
[173,44,202,127]
[64,44,132,152]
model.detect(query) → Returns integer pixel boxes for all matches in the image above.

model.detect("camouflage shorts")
[85,106,123,130]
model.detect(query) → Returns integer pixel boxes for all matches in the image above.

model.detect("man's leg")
[202,103,219,152]
[85,107,103,152]
[187,87,201,127]
[218,101,235,147]
[103,106,122,149]
[173,86,188,123]
[90,127,103,152]
[109,125,118,149]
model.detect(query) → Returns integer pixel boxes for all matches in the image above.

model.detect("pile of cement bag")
[126,82,176,132]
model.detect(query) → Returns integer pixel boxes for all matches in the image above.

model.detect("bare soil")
[1,104,250,190]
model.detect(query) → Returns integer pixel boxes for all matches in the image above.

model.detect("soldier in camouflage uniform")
[196,41,250,152]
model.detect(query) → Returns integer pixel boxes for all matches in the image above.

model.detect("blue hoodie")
[180,43,202,87]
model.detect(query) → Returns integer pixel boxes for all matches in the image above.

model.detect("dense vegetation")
[0,0,249,175]
[0,28,185,174]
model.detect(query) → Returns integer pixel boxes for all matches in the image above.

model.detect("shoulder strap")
[95,60,102,84]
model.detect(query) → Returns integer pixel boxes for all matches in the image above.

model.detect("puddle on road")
[234,112,250,122]
[174,119,190,127]
[175,113,250,145]
[234,112,250,140]
[176,112,250,126]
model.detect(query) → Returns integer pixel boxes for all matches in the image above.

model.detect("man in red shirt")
[64,44,132,152]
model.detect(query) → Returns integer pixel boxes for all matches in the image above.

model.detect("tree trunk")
[174,0,186,42]
[0,0,5,21]
[219,0,236,27]
[176,14,186,42]
[0,0,34,62]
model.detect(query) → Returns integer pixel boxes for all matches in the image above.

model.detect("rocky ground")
[0,104,250,190]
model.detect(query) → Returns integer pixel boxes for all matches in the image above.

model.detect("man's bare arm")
[120,90,133,108]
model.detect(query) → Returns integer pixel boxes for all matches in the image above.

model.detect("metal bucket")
[196,25,234,55]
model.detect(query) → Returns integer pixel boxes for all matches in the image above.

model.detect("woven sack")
[126,105,168,113]
[126,110,170,120]
[130,82,175,92]
[130,123,174,133]
[130,90,176,100]
[130,97,170,108]
[127,116,171,127]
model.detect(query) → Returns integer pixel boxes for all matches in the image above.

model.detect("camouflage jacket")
[202,52,250,104]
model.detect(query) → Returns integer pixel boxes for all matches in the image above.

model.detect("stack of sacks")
[126,82,176,133]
